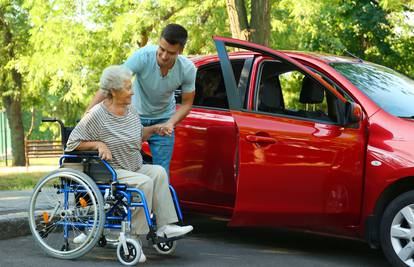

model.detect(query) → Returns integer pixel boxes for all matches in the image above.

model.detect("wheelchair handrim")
[29,171,100,256]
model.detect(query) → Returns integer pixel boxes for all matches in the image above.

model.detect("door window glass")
[255,61,339,123]
[193,60,245,109]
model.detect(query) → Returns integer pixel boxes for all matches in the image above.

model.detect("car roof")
[190,50,361,65]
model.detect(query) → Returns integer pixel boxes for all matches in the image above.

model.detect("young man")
[87,24,196,176]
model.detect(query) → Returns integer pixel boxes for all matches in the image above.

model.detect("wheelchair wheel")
[28,168,105,260]
[153,240,177,255]
[116,238,142,265]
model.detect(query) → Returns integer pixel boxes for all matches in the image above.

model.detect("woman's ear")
[108,88,115,98]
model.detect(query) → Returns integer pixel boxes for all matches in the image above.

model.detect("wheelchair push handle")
[42,117,65,127]
[41,117,59,123]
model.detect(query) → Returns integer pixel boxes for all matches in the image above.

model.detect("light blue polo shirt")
[123,45,196,119]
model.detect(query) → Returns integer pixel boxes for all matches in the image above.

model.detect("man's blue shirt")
[123,45,196,119]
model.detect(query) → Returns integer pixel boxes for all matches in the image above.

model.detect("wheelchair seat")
[63,150,114,184]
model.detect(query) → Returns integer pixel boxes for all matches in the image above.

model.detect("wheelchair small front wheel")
[153,240,177,255]
[28,168,105,260]
[117,238,142,265]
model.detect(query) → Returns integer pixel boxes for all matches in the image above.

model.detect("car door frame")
[214,36,367,232]
[214,36,348,114]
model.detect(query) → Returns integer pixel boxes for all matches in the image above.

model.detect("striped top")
[66,102,143,172]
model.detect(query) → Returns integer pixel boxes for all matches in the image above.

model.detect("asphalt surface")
[0,181,392,267]
[0,212,392,267]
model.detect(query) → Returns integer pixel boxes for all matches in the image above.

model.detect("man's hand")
[96,142,112,161]
[158,121,174,136]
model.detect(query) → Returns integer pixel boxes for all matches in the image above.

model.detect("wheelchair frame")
[58,154,184,233]
[28,118,186,265]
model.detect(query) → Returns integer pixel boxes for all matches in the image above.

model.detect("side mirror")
[345,102,363,125]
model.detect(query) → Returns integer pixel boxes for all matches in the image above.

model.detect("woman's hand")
[158,122,174,136]
[96,142,112,161]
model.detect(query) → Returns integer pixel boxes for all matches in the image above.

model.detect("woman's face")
[111,79,133,105]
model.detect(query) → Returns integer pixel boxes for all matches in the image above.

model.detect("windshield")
[330,62,414,118]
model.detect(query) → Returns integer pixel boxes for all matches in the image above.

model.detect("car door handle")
[245,135,276,144]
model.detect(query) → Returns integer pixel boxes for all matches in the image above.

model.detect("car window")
[193,60,245,109]
[331,62,414,118]
[255,60,339,123]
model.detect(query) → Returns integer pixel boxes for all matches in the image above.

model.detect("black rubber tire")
[380,190,414,267]
[28,168,105,260]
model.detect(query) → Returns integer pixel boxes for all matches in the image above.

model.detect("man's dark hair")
[161,24,188,47]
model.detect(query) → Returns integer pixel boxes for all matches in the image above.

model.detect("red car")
[155,37,414,267]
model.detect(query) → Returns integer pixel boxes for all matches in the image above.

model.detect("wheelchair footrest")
[146,232,189,244]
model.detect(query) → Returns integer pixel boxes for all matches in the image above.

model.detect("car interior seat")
[258,75,285,113]
[299,76,331,121]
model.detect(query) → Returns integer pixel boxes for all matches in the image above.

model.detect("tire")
[28,168,105,260]
[117,238,142,265]
[153,240,177,255]
[380,190,414,267]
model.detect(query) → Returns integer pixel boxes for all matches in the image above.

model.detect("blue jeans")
[141,118,175,178]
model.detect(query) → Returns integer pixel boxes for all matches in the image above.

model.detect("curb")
[0,212,31,240]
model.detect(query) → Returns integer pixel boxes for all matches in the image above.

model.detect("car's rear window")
[330,62,414,118]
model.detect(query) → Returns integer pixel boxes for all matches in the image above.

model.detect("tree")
[225,0,271,45]
[271,0,414,78]
[0,0,30,166]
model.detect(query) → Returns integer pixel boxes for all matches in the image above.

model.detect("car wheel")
[380,190,414,267]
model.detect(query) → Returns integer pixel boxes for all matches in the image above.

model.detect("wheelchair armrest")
[64,150,99,157]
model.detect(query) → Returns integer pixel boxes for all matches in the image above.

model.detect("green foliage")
[279,71,305,110]
[270,0,414,79]
[0,0,30,102]
[17,0,231,137]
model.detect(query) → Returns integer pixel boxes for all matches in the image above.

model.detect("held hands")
[96,142,112,161]
[157,122,174,136]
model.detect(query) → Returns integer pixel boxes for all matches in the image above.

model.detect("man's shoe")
[156,224,193,238]
[73,233,87,244]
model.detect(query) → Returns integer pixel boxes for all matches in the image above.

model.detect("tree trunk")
[251,0,271,46]
[226,0,250,41]
[2,94,25,166]
[0,13,26,166]
[24,107,35,166]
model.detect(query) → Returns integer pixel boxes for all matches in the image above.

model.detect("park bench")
[25,140,63,166]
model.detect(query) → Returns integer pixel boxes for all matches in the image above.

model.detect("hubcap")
[390,205,414,266]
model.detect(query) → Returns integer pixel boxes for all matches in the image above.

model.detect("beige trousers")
[116,165,178,235]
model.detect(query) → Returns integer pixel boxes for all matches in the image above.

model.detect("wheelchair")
[28,118,185,265]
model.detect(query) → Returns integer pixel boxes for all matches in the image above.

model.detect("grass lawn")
[0,172,47,190]
[0,157,60,167]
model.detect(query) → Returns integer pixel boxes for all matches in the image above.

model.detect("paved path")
[0,170,392,266]
[1,214,391,267]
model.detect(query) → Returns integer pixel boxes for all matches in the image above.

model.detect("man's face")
[156,38,182,68]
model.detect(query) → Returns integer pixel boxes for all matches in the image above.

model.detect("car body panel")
[164,37,414,241]
[212,37,368,235]
[170,107,237,216]
[227,110,367,235]
[362,110,414,221]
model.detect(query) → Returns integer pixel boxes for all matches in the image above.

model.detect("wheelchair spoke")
[29,170,104,259]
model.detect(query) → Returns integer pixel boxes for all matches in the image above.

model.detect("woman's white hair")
[99,65,132,97]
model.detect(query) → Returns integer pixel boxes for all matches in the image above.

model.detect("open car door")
[214,36,367,232]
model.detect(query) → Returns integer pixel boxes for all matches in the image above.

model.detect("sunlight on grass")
[0,172,47,190]
[0,158,59,167]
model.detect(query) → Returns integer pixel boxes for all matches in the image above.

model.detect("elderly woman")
[66,65,193,262]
